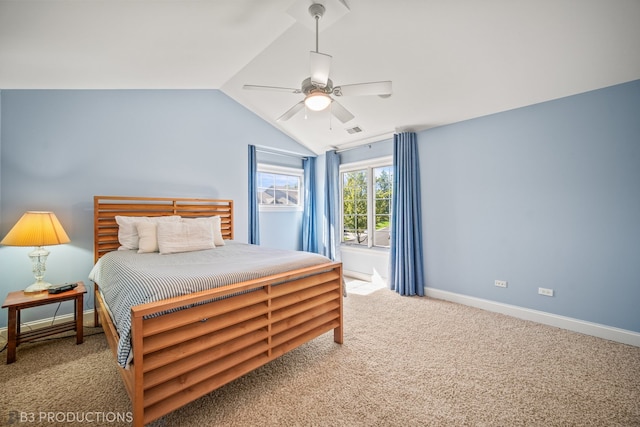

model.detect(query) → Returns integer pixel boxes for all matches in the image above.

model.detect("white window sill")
[259,205,303,213]
[340,245,390,254]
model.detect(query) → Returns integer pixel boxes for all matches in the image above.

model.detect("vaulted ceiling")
[1,0,639,154]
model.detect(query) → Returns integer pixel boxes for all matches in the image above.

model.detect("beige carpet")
[2,288,639,426]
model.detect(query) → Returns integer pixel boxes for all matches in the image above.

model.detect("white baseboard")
[425,287,640,347]
[0,309,97,344]
[4,293,638,349]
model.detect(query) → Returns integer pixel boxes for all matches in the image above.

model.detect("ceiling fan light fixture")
[304,92,331,111]
[243,2,391,124]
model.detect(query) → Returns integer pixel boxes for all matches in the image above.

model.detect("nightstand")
[2,281,86,364]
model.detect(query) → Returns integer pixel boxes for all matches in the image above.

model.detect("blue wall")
[0,91,2,226]
[1,81,638,334]
[255,150,305,251]
[339,140,393,164]
[260,210,303,250]
[419,80,640,332]
[0,89,312,327]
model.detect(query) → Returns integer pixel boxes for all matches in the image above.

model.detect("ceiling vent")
[346,126,363,134]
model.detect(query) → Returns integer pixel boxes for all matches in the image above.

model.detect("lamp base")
[24,246,52,294]
[24,280,52,294]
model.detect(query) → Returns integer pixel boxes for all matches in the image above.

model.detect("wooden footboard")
[93,196,343,426]
[95,261,343,427]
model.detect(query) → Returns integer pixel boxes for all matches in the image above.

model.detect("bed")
[90,196,343,427]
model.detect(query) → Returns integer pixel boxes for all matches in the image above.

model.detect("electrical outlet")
[538,287,554,297]
[495,280,508,288]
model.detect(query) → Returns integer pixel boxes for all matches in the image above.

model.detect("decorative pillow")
[115,215,180,250]
[157,221,216,255]
[136,222,158,253]
[182,216,225,246]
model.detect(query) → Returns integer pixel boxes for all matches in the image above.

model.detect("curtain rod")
[255,147,310,160]
[335,144,373,154]
[334,130,397,153]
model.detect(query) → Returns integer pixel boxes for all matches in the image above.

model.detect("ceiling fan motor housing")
[242,1,392,123]
[302,77,333,95]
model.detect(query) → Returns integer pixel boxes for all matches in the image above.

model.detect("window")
[341,157,393,248]
[257,164,303,210]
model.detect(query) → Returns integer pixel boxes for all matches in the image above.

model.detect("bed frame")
[93,196,343,427]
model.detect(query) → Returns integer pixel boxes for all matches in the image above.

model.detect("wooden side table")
[2,281,86,364]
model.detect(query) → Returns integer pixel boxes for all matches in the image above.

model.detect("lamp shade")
[304,92,332,111]
[1,211,70,247]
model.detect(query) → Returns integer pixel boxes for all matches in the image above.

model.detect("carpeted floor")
[2,288,639,426]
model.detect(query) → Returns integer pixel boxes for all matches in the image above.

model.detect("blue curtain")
[389,132,425,296]
[323,150,341,262]
[248,145,260,245]
[302,157,318,253]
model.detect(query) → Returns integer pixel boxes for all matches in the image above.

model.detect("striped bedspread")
[88,241,332,368]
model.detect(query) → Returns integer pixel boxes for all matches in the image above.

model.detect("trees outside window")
[341,159,393,248]
[374,166,392,247]
[343,170,368,245]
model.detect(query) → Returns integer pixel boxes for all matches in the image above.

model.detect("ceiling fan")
[243,3,392,124]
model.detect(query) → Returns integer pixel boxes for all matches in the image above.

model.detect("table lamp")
[1,211,71,293]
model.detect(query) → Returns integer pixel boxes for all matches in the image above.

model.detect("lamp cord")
[51,301,62,325]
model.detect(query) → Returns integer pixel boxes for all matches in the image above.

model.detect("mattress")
[89,241,331,368]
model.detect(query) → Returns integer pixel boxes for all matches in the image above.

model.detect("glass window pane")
[374,166,393,190]
[257,171,274,205]
[354,215,367,231]
[343,200,355,215]
[375,214,390,228]
[257,169,302,207]
[342,169,369,246]
[354,213,368,245]
[373,165,393,247]
[373,218,390,247]
[287,176,297,189]
[258,172,273,188]
[375,199,390,215]
[342,164,392,248]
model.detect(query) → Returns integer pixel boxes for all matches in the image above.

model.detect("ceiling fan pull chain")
[329,103,333,130]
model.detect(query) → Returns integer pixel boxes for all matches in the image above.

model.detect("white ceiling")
[1,0,639,155]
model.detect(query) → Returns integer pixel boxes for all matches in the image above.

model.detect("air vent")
[346,126,363,134]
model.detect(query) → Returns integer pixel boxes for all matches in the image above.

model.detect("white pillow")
[182,216,225,246]
[115,215,181,250]
[157,221,216,254]
[136,222,158,253]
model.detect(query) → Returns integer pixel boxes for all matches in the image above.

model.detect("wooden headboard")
[94,196,234,262]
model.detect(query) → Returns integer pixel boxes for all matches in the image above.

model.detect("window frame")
[256,164,304,212]
[339,156,393,249]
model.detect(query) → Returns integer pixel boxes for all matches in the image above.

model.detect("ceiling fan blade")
[310,51,332,88]
[243,84,301,94]
[331,99,355,123]
[277,101,305,122]
[333,81,392,97]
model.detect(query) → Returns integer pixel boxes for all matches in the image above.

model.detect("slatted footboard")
[92,196,344,426]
